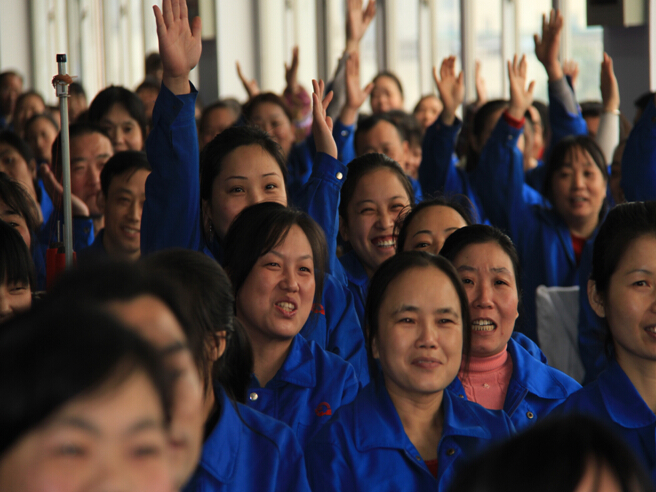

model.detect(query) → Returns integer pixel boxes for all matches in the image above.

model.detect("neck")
[92,215,104,236]
[566,216,598,239]
[386,381,444,461]
[616,353,656,414]
[203,381,216,422]
[246,328,294,387]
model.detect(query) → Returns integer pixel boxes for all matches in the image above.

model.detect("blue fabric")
[622,96,656,202]
[246,334,359,448]
[408,175,423,203]
[553,361,656,484]
[141,84,369,384]
[305,379,515,492]
[37,178,53,227]
[447,334,580,431]
[77,228,108,266]
[470,116,599,343]
[183,385,311,492]
[338,250,368,328]
[418,116,487,223]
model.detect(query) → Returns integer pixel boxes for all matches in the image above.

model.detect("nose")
[128,200,141,221]
[0,293,11,321]
[279,268,300,293]
[88,455,131,492]
[376,208,395,230]
[417,321,438,349]
[474,282,493,309]
[572,170,585,189]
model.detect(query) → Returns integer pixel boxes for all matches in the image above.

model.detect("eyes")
[228,182,280,194]
[396,315,458,326]
[358,201,407,215]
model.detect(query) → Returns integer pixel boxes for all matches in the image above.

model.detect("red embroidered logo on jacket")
[311,303,325,315]
[315,402,332,416]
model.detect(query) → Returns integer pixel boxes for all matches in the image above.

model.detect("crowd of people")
[1,0,656,491]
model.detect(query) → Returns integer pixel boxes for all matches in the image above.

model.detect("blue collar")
[598,361,656,429]
[354,379,493,452]
[251,335,317,389]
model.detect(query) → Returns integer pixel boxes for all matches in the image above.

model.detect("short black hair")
[0,220,35,290]
[100,150,151,197]
[88,86,147,143]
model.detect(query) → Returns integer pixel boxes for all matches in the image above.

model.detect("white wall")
[0,0,32,88]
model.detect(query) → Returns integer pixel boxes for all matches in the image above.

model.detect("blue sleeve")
[418,116,464,198]
[141,83,202,255]
[470,117,526,236]
[39,209,94,253]
[333,119,356,166]
[305,438,355,492]
[296,152,348,279]
[548,78,588,150]
[621,96,656,201]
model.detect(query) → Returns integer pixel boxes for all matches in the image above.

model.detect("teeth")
[472,320,495,332]
[374,238,396,247]
[645,326,656,333]
[276,302,295,312]
[123,227,139,234]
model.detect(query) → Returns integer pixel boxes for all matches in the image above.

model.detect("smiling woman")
[223,202,359,448]
[305,251,514,492]
[440,225,580,431]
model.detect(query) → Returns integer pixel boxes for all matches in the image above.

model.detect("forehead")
[71,132,113,157]
[270,224,313,256]
[107,295,187,350]
[108,168,150,193]
[26,116,57,134]
[1,74,22,89]
[352,168,408,200]
[418,97,440,110]
[362,121,402,145]
[218,144,282,179]
[251,101,288,120]
[19,94,44,108]
[0,142,25,159]
[408,205,468,234]
[453,241,515,273]
[374,76,401,94]
[103,103,136,122]
[381,265,460,312]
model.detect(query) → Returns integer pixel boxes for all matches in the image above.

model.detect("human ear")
[338,215,349,243]
[208,330,227,361]
[97,191,106,214]
[587,280,606,318]
[201,199,213,237]
[371,332,380,359]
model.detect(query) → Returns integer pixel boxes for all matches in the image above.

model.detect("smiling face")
[551,146,606,235]
[402,205,468,256]
[340,168,411,277]
[370,75,404,114]
[236,225,315,346]
[0,276,31,324]
[205,144,287,239]
[373,265,463,399]
[0,370,172,492]
[100,103,144,152]
[69,132,114,216]
[590,234,656,370]
[452,242,519,358]
[101,168,150,261]
[249,102,295,158]
[108,295,205,490]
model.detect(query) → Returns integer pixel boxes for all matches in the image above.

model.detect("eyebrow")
[412,230,433,238]
[392,304,459,317]
[268,250,313,262]
[224,173,279,181]
[52,417,100,435]
[457,265,511,274]
[160,340,189,357]
[114,187,135,196]
[355,196,406,207]
[625,268,654,276]
[125,418,164,436]
[0,208,21,218]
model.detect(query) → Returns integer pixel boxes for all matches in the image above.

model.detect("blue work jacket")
[448,333,580,431]
[305,379,514,492]
[246,334,359,448]
[183,385,311,492]
[554,361,656,484]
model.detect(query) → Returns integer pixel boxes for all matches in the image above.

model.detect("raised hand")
[154,0,202,95]
[40,163,90,217]
[236,61,260,100]
[346,0,376,51]
[312,79,337,159]
[534,9,564,81]
[600,52,620,112]
[285,46,300,94]
[508,54,536,120]
[433,56,464,125]
[340,50,374,126]
[562,59,579,88]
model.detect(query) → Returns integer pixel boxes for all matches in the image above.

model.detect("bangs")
[0,225,34,288]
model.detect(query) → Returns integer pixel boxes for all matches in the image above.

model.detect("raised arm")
[142,0,203,254]
[595,53,620,164]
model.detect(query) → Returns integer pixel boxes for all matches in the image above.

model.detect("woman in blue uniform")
[223,202,359,448]
[305,251,514,492]
[141,0,368,383]
[555,201,656,484]
[440,225,580,431]
[143,248,312,492]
